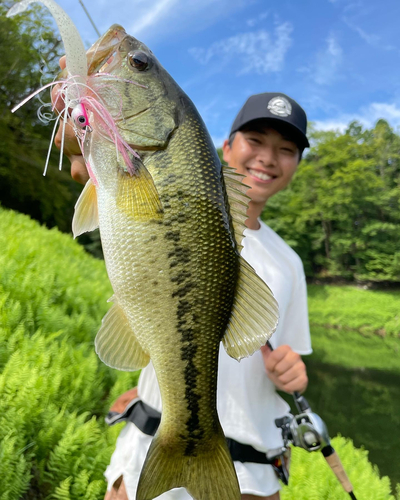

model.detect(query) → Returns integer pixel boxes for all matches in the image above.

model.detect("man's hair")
[228,119,305,160]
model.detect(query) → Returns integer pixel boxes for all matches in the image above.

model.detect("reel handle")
[322,445,354,494]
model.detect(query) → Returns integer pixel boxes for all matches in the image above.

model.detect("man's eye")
[248,137,261,144]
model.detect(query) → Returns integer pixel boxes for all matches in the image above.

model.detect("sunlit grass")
[308,284,400,337]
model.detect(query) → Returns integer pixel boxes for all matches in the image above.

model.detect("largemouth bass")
[75,26,279,500]
[7,1,279,495]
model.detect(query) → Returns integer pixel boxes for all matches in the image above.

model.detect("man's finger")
[272,351,302,376]
[263,344,291,372]
[276,363,306,385]
[280,373,308,394]
[71,156,90,185]
[59,55,66,69]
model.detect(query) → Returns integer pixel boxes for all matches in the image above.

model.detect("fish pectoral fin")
[223,256,279,360]
[117,160,163,222]
[95,301,150,371]
[72,178,99,238]
[222,164,251,252]
[136,430,240,500]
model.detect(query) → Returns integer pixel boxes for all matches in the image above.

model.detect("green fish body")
[72,25,279,500]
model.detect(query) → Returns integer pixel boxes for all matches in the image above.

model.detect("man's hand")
[260,344,308,394]
[109,387,138,414]
[51,56,89,185]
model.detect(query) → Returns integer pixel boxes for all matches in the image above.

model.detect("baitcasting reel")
[265,342,357,499]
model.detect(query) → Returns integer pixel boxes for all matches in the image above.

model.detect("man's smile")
[247,168,277,184]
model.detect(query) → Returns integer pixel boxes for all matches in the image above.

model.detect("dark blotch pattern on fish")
[180,335,204,455]
[164,230,180,242]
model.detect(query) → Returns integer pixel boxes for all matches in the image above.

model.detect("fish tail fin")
[136,430,241,500]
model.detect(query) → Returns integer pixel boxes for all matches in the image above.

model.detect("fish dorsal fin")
[223,164,251,252]
[117,159,163,222]
[72,178,99,238]
[95,299,150,371]
[223,256,279,360]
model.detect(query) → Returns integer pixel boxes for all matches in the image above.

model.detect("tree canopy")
[262,120,400,282]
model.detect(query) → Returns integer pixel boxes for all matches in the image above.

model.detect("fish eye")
[128,51,150,71]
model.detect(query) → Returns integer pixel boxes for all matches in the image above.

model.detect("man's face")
[222,126,300,204]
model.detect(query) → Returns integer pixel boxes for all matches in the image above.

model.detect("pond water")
[281,328,400,491]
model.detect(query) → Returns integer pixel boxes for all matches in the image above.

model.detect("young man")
[53,86,311,499]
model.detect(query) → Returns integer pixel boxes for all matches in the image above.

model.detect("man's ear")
[222,139,231,164]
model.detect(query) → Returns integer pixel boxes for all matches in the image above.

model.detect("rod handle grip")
[324,450,353,493]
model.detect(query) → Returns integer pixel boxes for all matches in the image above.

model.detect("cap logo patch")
[267,96,292,117]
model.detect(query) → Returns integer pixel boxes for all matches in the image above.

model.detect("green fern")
[282,436,395,499]
[1,206,398,499]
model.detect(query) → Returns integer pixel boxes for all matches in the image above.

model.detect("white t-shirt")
[105,220,312,498]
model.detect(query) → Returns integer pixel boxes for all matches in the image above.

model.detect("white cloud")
[314,34,343,85]
[313,119,349,132]
[71,0,249,46]
[129,0,180,37]
[189,22,293,75]
[343,17,395,51]
[313,102,400,132]
[246,11,269,28]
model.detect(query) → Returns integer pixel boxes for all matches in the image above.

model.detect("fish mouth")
[86,24,128,75]
[57,25,128,80]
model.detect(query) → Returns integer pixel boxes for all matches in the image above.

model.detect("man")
[53,82,311,499]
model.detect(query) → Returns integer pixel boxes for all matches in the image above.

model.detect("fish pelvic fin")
[95,299,150,371]
[136,430,241,500]
[72,178,99,238]
[116,160,163,222]
[223,256,279,361]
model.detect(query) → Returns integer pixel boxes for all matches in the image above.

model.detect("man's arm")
[260,344,308,394]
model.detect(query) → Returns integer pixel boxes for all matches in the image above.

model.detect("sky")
[41,0,400,146]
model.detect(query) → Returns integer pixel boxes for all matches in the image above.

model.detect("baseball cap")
[230,92,310,149]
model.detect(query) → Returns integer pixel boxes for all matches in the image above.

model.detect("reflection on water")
[281,334,400,490]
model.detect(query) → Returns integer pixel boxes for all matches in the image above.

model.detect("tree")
[262,120,400,282]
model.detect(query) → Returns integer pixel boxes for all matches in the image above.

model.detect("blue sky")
[45,0,400,146]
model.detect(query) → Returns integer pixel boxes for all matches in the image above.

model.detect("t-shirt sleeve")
[271,271,312,355]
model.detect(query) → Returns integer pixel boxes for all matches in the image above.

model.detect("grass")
[307,284,400,337]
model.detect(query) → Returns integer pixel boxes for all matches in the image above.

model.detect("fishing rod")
[266,341,357,500]
[77,0,100,37]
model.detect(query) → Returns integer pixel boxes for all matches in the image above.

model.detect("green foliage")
[1,207,398,497]
[262,120,400,282]
[308,284,400,338]
[282,436,397,499]
[0,207,138,499]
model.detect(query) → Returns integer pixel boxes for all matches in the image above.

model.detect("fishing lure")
[7,0,143,180]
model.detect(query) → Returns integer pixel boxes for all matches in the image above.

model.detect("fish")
[7,2,279,497]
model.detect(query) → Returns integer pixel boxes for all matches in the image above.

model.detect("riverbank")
[308,284,400,338]
[295,285,400,490]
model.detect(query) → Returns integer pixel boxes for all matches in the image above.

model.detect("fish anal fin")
[116,161,163,222]
[95,300,150,371]
[223,256,279,360]
[136,430,240,500]
[72,178,99,238]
